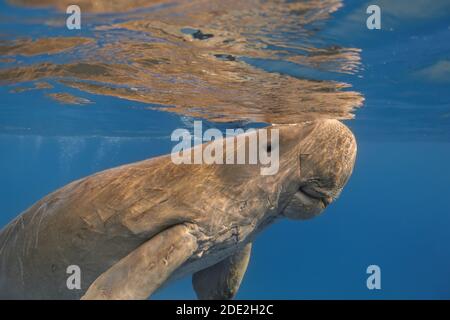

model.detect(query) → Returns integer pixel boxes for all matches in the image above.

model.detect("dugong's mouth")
[296,186,332,208]
[281,185,334,220]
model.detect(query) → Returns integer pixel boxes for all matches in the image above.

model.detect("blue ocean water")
[0,0,449,299]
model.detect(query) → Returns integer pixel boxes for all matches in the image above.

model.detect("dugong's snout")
[282,119,357,220]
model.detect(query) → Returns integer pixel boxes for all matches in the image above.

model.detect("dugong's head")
[277,119,357,220]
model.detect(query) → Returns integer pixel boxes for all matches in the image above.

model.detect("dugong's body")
[0,120,356,299]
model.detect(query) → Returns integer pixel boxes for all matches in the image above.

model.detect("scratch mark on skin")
[0,225,14,256]
[29,202,45,224]
[20,202,49,254]
[328,133,339,173]
[34,208,47,249]
[231,225,240,243]
[146,263,155,272]
[17,256,24,287]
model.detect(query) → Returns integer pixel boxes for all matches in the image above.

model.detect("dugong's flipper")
[192,243,252,300]
[82,224,197,300]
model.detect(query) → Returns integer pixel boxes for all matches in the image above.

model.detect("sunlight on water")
[1,0,363,125]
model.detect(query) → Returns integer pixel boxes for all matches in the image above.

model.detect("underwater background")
[0,0,449,299]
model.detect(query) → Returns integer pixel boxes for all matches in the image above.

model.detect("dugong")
[0,119,356,299]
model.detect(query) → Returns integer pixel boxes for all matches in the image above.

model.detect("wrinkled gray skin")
[0,119,356,300]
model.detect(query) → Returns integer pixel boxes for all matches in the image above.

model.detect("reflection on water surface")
[1,0,363,124]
